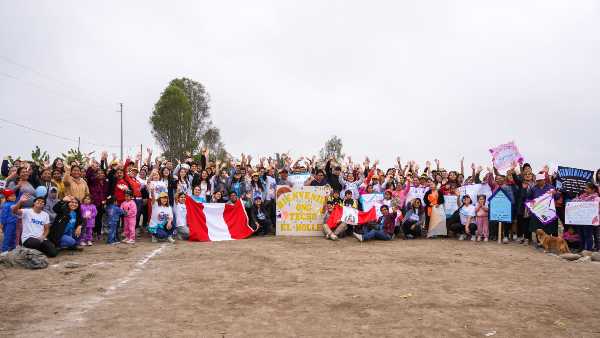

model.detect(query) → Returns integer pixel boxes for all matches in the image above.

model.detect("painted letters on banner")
[526,191,557,224]
[565,201,599,226]
[489,141,523,172]
[557,166,594,195]
[276,185,328,236]
[489,189,512,222]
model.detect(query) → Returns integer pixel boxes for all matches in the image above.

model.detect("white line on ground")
[24,244,168,337]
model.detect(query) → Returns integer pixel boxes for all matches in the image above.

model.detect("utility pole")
[77,136,80,152]
[119,103,123,161]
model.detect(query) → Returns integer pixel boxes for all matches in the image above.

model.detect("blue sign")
[489,189,512,222]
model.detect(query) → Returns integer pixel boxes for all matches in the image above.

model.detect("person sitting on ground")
[250,196,271,236]
[11,193,57,257]
[402,198,425,239]
[48,195,84,251]
[358,205,397,242]
[562,226,581,252]
[148,192,175,243]
[321,200,347,241]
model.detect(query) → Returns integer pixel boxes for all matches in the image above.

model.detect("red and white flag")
[185,197,254,241]
[326,205,377,229]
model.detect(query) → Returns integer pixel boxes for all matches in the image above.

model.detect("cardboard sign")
[565,201,599,225]
[406,187,427,206]
[489,141,523,171]
[557,166,594,195]
[275,186,327,236]
[526,191,557,224]
[489,189,512,222]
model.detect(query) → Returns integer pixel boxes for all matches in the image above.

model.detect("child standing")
[105,197,125,245]
[475,195,489,242]
[0,189,18,252]
[121,190,137,244]
[79,195,97,246]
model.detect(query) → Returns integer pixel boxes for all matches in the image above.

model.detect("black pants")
[254,219,272,236]
[94,204,104,237]
[23,238,58,257]
[138,199,149,227]
[489,221,510,239]
[449,222,477,236]
[402,221,421,238]
[517,215,530,239]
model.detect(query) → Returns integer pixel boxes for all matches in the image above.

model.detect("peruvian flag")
[326,205,377,229]
[185,196,254,241]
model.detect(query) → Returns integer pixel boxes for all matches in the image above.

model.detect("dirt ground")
[1,235,599,338]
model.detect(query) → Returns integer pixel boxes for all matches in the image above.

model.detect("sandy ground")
[1,235,599,338]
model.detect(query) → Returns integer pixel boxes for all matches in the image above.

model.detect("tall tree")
[151,78,228,160]
[150,84,194,160]
[319,136,344,162]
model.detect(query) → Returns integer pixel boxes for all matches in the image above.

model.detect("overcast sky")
[1,0,599,171]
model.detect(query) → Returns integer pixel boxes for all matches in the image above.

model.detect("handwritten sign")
[288,174,311,188]
[489,189,512,222]
[458,184,492,206]
[406,187,427,206]
[489,141,523,171]
[526,191,557,224]
[557,166,594,196]
[359,193,384,217]
[565,201,599,225]
[276,186,327,236]
[444,195,458,216]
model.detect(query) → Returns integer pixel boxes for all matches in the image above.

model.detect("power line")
[0,54,115,106]
[0,117,130,149]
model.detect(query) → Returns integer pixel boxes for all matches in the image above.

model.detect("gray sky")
[1,0,599,172]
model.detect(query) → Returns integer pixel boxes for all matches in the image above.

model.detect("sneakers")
[352,232,363,242]
[167,236,175,243]
[471,235,476,241]
[87,241,93,246]
[329,233,339,241]
[476,236,481,242]
[151,236,157,243]
[126,239,135,244]
[502,237,509,244]
[458,234,466,241]
[484,237,489,242]
[512,234,518,241]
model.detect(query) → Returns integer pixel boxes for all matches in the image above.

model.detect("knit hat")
[2,189,15,198]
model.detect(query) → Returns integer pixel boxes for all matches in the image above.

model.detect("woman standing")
[423,180,447,238]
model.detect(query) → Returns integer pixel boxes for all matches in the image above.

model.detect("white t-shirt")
[21,208,50,242]
[459,204,476,226]
[173,203,187,228]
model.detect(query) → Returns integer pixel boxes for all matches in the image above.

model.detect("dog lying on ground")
[536,229,570,254]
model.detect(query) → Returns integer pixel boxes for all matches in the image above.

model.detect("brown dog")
[536,229,570,254]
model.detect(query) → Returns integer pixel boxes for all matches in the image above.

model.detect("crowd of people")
[1,148,599,259]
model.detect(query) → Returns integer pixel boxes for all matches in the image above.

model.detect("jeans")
[23,237,58,257]
[107,222,119,244]
[155,226,175,239]
[60,235,78,248]
[134,199,143,228]
[176,226,190,240]
[363,228,391,241]
[94,204,104,237]
[255,219,272,236]
[582,225,594,251]
[1,221,17,252]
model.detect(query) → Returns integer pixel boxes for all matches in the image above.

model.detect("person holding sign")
[527,173,558,239]
[570,183,600,251]
[475,195,489,242]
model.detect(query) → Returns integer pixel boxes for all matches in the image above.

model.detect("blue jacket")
[105,204,125,225]
[0,201,17,225]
